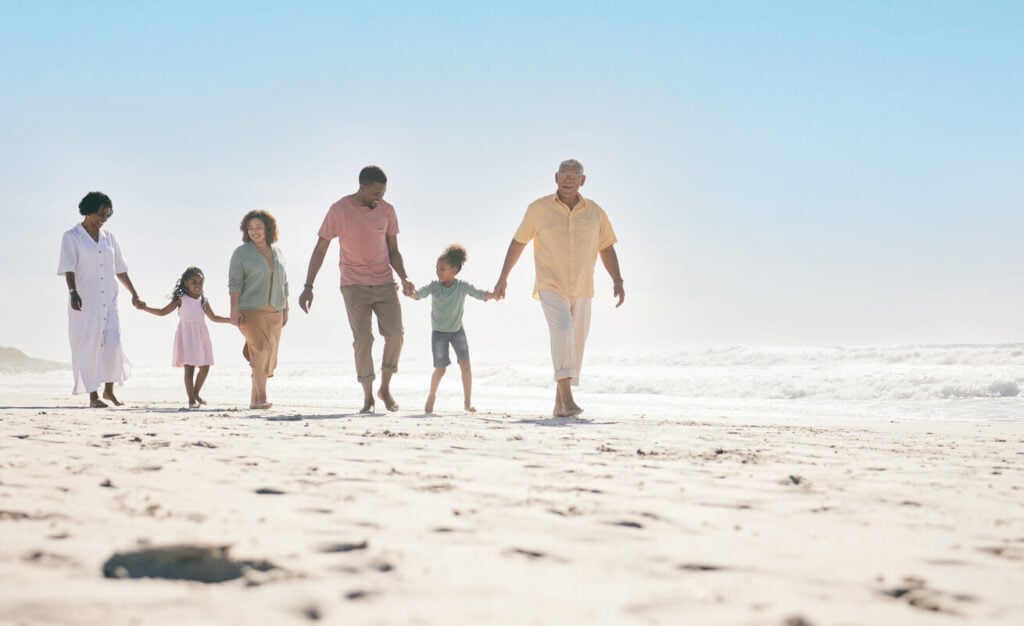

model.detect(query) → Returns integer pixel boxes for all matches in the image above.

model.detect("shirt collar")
[553,193,587,211]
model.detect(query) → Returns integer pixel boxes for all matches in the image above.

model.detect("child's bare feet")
[359,398,375,414]
[195,395,206,405]
[189,401,200,409]
[424,394,436,414]
[249,402,272,410]
[102,391,124,406]
[464,402,477,413]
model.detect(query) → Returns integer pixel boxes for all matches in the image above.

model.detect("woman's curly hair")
[240,210,279,244]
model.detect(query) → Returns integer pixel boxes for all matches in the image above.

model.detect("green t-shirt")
[415,279,486,332]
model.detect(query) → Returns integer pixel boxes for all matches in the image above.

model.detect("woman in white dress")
[57,192,143,408]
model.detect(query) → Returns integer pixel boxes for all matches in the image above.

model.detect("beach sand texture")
[2,398,1022,625]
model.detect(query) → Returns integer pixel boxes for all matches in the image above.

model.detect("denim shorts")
[431,328,470,368]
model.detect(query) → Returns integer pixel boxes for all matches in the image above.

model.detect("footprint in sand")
[254,487,286,495]
[505,547,568,563]
[607,520,644,529]
[318,541,368,553]
[879,576,975,614]
[508,548,546,559]
[678,563,726,572]
[977,545,1024,561]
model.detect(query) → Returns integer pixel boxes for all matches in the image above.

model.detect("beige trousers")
[539,290,592,386]
[239,308,283,406]
[341,283,404,383]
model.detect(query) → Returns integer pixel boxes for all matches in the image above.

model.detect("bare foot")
[195,395,207,405]
[553,401,583,418]
[102,391,124,406]
[424,394,436,414]
[249,402,273,410]
[90,398,108,408]
[359,399,375,414]
[562,402,583,417]
[189,401,200,409]
[464,402,477,413]
[377,389,399,412]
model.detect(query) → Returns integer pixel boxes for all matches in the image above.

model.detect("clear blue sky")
[2,1,1022,363]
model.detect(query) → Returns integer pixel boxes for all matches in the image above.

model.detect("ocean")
[4,344,1022,422]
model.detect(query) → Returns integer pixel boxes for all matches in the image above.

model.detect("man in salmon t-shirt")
[298,166,415,414]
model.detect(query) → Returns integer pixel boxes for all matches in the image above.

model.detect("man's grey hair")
[559,159,584,175]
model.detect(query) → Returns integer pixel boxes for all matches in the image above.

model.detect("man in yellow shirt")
[493,159,625,417]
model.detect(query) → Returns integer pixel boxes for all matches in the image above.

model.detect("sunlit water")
[4,344,1023,422]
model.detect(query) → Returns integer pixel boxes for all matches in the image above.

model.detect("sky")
[2,0,1022,366]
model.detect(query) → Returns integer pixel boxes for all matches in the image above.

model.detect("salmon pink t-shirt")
[318,196,400,286]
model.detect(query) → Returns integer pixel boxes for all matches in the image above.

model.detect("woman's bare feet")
[377,389,399,412]
[249,402,273,410]
[424,394,436,414]
[464,402,477,413]
[89,396,108,408]
[102,390,124,406]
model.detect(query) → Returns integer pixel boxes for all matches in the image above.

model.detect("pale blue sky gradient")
[2,1,1022,364]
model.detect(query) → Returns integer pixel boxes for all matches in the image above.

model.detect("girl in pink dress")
[139,267,230,408]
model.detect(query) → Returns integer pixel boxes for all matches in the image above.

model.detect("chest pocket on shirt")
[572,211,602,238]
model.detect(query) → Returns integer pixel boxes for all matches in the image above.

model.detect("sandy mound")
[0,346,66,374]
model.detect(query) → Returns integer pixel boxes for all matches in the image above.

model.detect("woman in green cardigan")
[229,210,289,409]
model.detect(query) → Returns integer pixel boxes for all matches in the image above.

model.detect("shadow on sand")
[510,416,603,427]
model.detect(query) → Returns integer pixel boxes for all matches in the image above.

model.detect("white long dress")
[57,223,131,394]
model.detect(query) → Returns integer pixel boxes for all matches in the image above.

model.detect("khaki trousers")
[239,308,283,406]
[341,283,404,382]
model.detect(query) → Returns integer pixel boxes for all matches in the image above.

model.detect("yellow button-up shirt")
[514,193,618,299]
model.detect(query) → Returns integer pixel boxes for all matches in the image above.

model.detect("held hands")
[131,294,143,309]
[401,278,415,297]
[492,278,507,301]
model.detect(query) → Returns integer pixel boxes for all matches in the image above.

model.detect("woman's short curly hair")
[240,210,279,244]
[79,191,112,216]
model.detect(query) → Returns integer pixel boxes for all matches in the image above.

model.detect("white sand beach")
[2,363,1022,625]
[6,0,1024,622]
